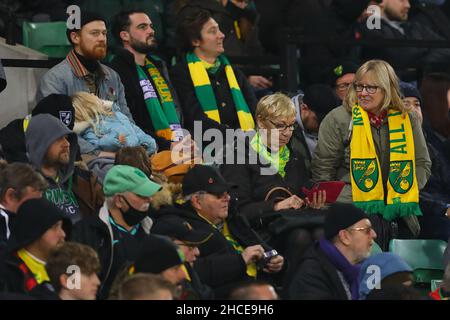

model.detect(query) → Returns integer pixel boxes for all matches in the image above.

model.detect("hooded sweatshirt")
[25,114,81,223]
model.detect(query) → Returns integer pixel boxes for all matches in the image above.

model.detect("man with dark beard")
[110,10,184,151]
[25,114,81,224]
[36,12,134,130]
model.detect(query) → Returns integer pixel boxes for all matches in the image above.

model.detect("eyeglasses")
[354,84,380,94]
[336,82,352,91]
[347,226,373,235]
[267,119,296,131]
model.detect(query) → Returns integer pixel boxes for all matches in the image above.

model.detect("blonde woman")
[312,60,431,245]
[72,92,157,155]
[222,92,325,273]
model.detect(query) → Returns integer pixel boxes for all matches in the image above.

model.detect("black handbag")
[262,187,326,235]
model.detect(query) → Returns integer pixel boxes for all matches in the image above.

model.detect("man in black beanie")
[36,11,134,156]
[287,203,376,300]
[0,198,70,295]
[0,94,75,163]
[131,235,187,292]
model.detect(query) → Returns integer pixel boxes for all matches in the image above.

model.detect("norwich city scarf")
[186,52,255,131]
[137,56,183,141]
[250,132,290,178]
[222,222,257,278]
[350,104,421,220]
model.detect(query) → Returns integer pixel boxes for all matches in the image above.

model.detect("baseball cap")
[152,216,213,245]
[103,165,161,197]
[182,165,236,196]
[330,61,359,86]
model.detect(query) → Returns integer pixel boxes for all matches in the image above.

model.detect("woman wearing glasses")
[222,93,326,276]
[312,60,431,248]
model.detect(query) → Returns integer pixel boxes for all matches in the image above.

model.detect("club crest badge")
[351,158,379,192]
[59,111,72,127]
[389,160,413,194]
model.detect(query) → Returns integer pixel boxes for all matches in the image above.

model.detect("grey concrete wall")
[0,37,49,127]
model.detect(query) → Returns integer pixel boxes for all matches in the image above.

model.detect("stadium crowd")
[0,0,449,300]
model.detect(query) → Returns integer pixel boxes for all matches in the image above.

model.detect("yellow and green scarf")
[186,52,255,131]
[250,132,290,178]
[350,104,421,220]
[137,55,183,142]
[222,222,257,278]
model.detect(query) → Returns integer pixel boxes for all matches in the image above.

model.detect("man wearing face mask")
[71,165,162,299]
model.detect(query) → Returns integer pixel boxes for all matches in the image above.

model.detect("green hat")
[103,165,161,197]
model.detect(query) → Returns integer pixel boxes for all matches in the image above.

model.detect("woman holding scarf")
[170,7,257,146]
[312,60,431,249]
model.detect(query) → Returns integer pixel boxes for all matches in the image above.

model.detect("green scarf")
[137,55,183,141]
[250,132,290,178]
[186,52,255,131]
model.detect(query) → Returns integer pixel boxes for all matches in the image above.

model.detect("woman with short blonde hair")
[222,92,325,273]
[256,92,296,121]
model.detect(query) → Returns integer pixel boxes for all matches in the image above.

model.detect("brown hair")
[46,242,101,292]
[114,146,152,177]
[0,162,48,202]
[176,7,212,53]
[117,273,176,300]
[419,73,450,137]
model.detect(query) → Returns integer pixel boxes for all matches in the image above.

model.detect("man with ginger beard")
[36,11,133,126]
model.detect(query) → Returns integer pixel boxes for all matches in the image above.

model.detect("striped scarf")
[186,52,255,131]
[137,56,183,141]
[350,104,421,220]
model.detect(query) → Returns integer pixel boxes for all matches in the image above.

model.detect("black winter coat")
[70,213,113,299]
[70,208,152,299]
[153,204,271,294]
[0,251,35,295]
[109,49,182,151]
[221,137,312,229]
[287,242,349,300]
[170,57,257,136]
